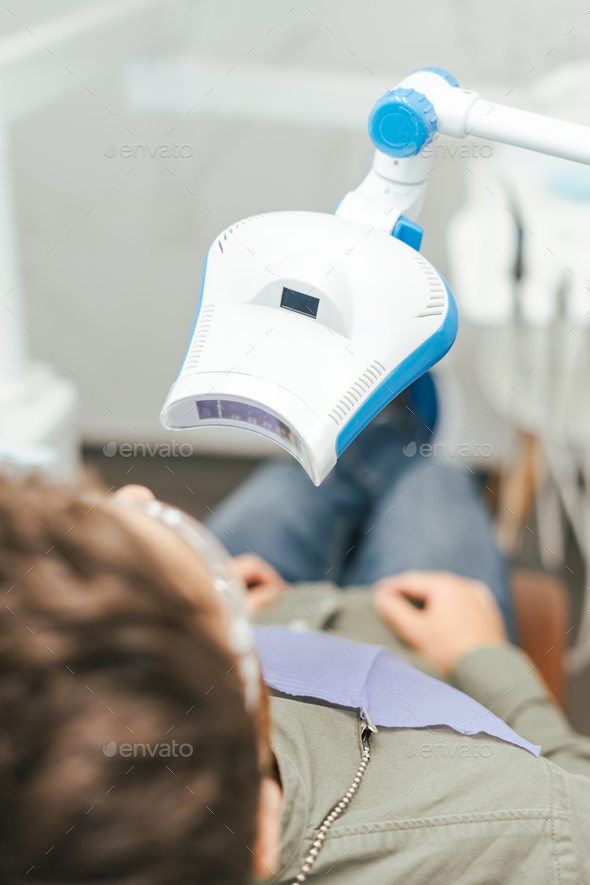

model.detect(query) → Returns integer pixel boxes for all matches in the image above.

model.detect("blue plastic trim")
[392,215,423,251]
[368,87,437,158]
[336,274,458,456]
[411,66,459,88]
[334,196,345,214]
[176,244,211,379]
[407,370,438,435]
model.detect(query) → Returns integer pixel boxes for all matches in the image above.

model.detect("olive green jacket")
[254,584,590,884]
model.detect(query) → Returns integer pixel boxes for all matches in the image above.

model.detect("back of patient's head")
[0,477,259,885]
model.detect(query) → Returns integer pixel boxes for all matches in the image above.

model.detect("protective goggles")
[112,496,260,714]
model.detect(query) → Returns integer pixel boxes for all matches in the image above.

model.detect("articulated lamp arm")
[337,66,590,238]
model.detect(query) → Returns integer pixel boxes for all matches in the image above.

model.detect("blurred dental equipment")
[448,63,590,670]
[0,0,172,480]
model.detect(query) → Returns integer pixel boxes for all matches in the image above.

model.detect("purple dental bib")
[254,626,540,756]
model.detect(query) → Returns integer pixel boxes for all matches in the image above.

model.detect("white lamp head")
[161,209,457,485]
[159,60,590,483]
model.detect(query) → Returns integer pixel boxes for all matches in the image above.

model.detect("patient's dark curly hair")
[0,476,260,884]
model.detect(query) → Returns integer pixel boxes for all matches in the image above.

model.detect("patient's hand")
[233,554,286,614]
[373,570,508,673]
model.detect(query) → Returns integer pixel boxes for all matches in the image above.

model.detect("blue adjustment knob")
[368,88,437,158]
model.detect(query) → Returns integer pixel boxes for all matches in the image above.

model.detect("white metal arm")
[337,68,590,234]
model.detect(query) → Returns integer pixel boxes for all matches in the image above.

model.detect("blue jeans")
[207,410,516,641]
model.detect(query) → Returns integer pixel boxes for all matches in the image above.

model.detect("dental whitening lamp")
[161,67,590,485]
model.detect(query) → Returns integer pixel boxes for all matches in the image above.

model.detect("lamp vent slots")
[412,254,446,318]
[329,361,385,425]
[217,213,277,254]
[183,305,215,372]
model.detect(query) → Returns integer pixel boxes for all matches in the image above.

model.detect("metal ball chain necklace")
[289,707,378,885]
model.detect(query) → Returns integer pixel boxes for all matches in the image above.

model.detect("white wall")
[6,0,590,452]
